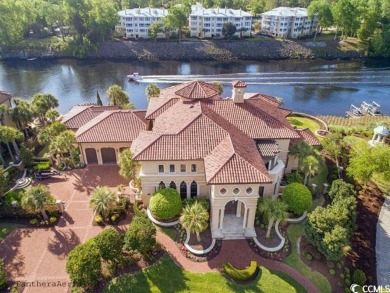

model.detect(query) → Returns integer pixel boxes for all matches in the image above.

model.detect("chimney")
[232,80,246,103]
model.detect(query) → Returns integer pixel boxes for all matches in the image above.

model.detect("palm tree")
[300,155,320,185]
[258,197,288,238]
[119,149,139,182]
[49,130,77,164]
[12,98,34,137]
[290,141,313,165]
[145,83,160,101]
[0,104,11,126]
[322,131,343,178]
[0,126,23,162]
[31,93,59,126]
[106,85,133,109]
[22,185,54,220]
[89,186,116,218]
[45,109,60,123]
[180,202,209,242]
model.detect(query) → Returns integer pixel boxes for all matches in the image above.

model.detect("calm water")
[0,59,389,116]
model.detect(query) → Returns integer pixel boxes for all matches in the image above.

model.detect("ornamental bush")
[353,269,366,286]
[222,261,258,281]
[124,216,156,255]
[66,240,101,289]
[149,188,181,220]
[282,183,312,215]
[93,228,123,264]
[0,259,7,290]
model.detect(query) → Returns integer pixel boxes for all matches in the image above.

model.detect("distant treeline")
[0,0,389,57]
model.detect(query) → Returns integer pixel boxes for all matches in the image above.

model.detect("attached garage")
[85,148,98,164]
[101,147,116,164]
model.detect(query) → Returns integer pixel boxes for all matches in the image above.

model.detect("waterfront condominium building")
[189,2,252,38]
[261,7,318,39]
[115,8,168,38]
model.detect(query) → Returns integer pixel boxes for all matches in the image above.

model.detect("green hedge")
[282,183,312,215]
[33,162,51,171]
[149,188,181,220]
[222,261,258,281]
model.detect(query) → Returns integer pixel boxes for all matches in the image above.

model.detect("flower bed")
[248,224,291,261]
[175,224,222,262]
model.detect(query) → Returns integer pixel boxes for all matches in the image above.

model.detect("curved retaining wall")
[147,208,180,227]
[291,112,329,131]
[184,228,216,256]
[252,220,285,252]
[286,211,307,223]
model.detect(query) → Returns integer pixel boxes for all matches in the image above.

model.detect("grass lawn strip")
[0,223,24,242]
[104,254,307,293]
[287,117,321,134]
[284,224,331,293]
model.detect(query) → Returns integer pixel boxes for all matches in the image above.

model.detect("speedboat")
[127,72,142,82]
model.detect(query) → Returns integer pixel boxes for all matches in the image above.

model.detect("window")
[191,164,197,172]
[220,188,227,195]
[158,165,164,173]
[180,164,186,172]
[246,187,253,195]
[158,181,166,189]
[180,181,187,199]
[190,181,197,198]
[233,188,240,195]
[169,164,175,173]
[169,181,176,189]
[258,186,264,197]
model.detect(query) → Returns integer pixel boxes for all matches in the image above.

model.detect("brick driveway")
[0,166,130,293]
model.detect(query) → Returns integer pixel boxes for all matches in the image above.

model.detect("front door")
[225,200,237,214]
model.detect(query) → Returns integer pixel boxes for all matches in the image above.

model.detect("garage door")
[101,148,116,164]
[85,148,98,164]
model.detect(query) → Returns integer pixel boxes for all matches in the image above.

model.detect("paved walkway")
[157,231,319,293]
[376,195,390,286]
[0,166,318,293]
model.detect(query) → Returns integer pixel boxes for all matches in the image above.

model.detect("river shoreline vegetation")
[0,0,389,60]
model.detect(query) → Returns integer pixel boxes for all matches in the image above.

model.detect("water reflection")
[0,59,389,115]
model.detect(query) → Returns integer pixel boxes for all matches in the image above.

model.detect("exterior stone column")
[187,181,191,198]
[236,201,242,217]
[96,149,103,164]
[219,208,224,229]
[242,207,248,228]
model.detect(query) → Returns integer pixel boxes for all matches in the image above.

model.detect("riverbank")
[0,37,366,61]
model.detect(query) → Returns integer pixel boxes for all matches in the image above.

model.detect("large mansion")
[63,81,319,239]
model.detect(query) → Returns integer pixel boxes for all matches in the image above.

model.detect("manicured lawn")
[156,226,176,241]
[104,254,307,293]
[284,224,331,293]
[308,157,328,195]
[287,117,321,134]
[0,223,24,242]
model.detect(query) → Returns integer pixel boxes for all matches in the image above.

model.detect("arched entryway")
[222,200,247,238]
[85,148,98,164]
[101,148,116,164]
[190,181,198,198]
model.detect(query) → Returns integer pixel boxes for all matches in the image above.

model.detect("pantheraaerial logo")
[350,284,390,293]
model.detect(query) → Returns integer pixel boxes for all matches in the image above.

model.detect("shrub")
[353,269,366,286]
[222,261,258,281]
[336,262,343,269]
[329,269,335,276]
[282,183,312,215]
[345,278,351,286]
[149,188,181,220]
[124,216,156,255]
[0,259,7,290]
[49,216,57,223]
[327,261,335,269]
[340,273,345,279]
[94,215,103,223]
[66,240,101,289]
[93,228,123,264]
[30,219,38,225]
[111,213,120,222]
[133,201,146,218]
[306,253,313,261]
[33,162,51,171]
[285,172,303,184]
[182,197,210,211]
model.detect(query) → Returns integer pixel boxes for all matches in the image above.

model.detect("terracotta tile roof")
[132,110,147,124]
[296,128,321,146]
[62,105,120,129]
[76,110,146,143]
[232,80,247,88]
[0,91,11,104]
[174,81,220,100]
[207,99,300,139]
[256,140,280,157]
[145,97,179,119]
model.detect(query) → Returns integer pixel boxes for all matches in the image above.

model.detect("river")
[0,59,389,116]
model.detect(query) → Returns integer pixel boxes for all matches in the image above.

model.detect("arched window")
[169,181,176,190]
[158,181,166,189]
[190,181,198,198]
[180,181,187,199]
